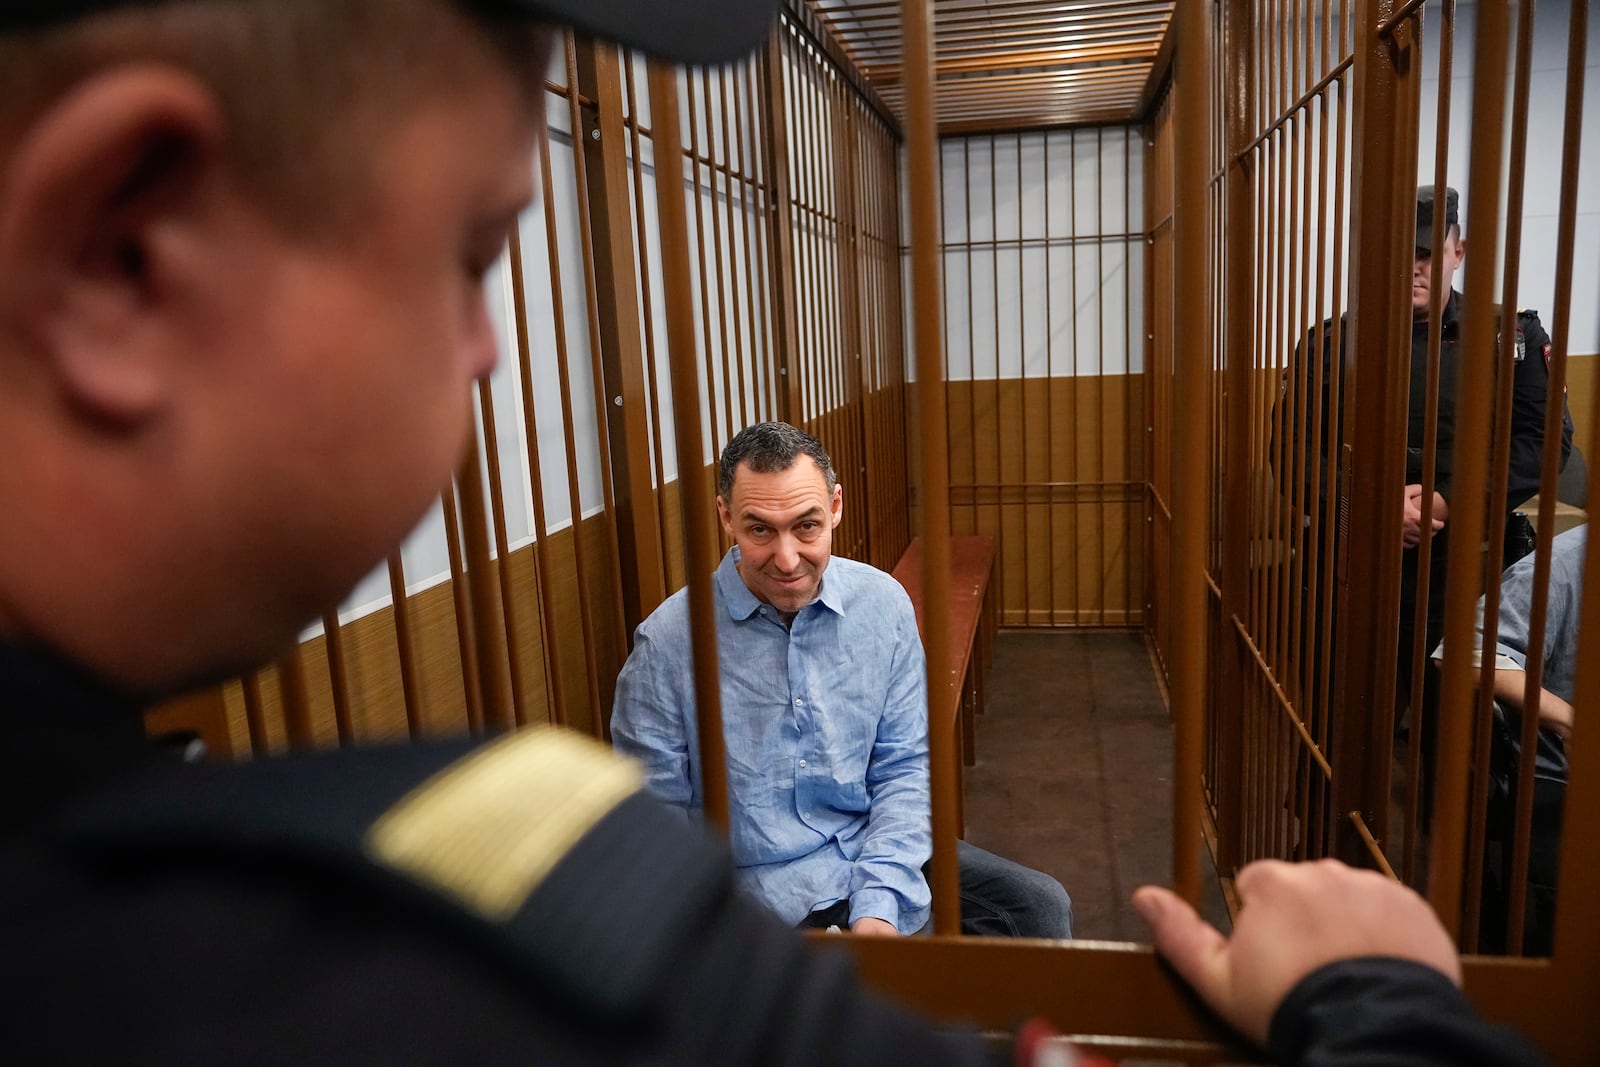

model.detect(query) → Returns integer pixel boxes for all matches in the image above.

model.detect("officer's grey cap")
[0,0,779,66]
[1416,185,1460,254]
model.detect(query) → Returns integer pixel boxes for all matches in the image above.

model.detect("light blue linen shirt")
[610,546,932,932]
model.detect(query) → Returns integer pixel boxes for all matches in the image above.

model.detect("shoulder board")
[56,727,730,1022]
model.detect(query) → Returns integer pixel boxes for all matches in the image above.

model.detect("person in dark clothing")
[0,2,1553,1064]
[1394,187,1573,696]
[1275,186,1573,709]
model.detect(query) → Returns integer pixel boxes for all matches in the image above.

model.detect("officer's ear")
[0,65,224,429]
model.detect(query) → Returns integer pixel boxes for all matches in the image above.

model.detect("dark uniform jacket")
[0,641,1549,1065]
[1277,291,1573,520]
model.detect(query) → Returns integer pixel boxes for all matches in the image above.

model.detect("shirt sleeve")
[848,589,933,932]
[1488,549,1540,671]
[1268,957,1550,1067]
[610,621,694,818]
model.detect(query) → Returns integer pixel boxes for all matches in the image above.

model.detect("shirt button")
[759,608,767,615]
[799,759,807,767]
[794,698,803,706]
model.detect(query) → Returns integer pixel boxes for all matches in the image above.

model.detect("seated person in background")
[1435,523,1582,955]
[612,421,1072,938]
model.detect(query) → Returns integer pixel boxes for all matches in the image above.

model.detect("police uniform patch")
[367,726,642,921]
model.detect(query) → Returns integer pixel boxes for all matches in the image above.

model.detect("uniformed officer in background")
[0,2,1549,1063]
[1396,184,1573,699]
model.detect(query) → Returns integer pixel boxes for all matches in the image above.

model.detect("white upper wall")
[905,127,1148,382]
[1417,0,1599,353]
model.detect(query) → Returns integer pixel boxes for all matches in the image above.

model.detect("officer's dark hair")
[0,0,552,237]
[718,422,837,500]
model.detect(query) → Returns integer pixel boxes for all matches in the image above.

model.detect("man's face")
[1412,229,1464,319]
[717,458,844,618]
[197,64,541,656]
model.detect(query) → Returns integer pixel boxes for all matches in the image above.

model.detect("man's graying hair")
[718,422,837,500]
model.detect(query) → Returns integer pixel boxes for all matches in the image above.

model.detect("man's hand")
[1132,859,1460,1047]
[1402,484,1449,547]
[850,917,898,937]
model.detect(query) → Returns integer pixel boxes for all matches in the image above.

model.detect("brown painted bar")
[455,432,514,734]
[1328,0,1418,869]
[646,57,731,833]
[320,610,356,746]
[1168,0,1212,904]
[536,112,609,738]
[574,39,669,633]
[1428,0,1511,939]
[438,487,484,735]
[507,227,569,729]
[902,0,961,936]
[1508,0,1588,958]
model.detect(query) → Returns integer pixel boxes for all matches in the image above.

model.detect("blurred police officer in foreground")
[0,2,1549,1064]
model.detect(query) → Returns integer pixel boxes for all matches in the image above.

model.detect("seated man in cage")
[1432,523,1581,956]
[611,421,1073,938]
[1273,185,1573,708]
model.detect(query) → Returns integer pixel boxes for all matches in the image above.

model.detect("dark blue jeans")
[942,840,1073,939]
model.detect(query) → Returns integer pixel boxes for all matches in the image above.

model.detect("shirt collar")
[714,547,847,621]
[716,547,764,621]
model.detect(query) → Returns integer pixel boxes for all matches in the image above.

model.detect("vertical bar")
[1508,0,1587,957]
[1330,0,1419,868]
[276,649,315,752]
[1404,0,1451,881]
[241,670,270,757]
[1017,132,1030,624]
[902,0,960,936]
[1067,130,1083,622]
[456,431,515,734]
[646,58,731,833]
[440,487,484,734]
[1401,0,1452,883]
[564,35,633,684]
[622,53,677,593]
[1218,0,1256,877]
[728,63,756,432]
[1123,127,1134,628]
[702,67,736,446]
[790,45,818,428]
[1462,0,1537,950]
[964,138,977,540]
[990,133,1001,612]
[475,377,532,727]
[1095,126,1108,629]
[1171,0,1214,904]
[1045,131,1058,624]
[573,39,669,630]
[385,553,427,739]
[508,227,569,728]
[537,115,607,737]
[760,30,803,423]
[1429,0,1511,936]
[685,73,719,453]
[320,611,356,746]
